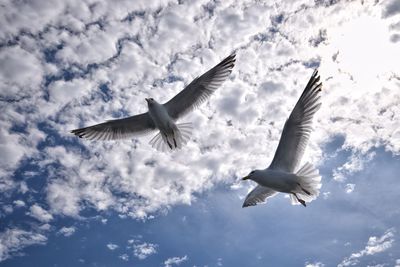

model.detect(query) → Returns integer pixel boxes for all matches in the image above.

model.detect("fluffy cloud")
[119,253,129,261]
[57,226,76,237]
[133,242,157,260]
[164,255,188,267]
[338,228,396,267]
[305,262,324,267]
[0,228,47,262]
[13,200,25,207]
[28,204,53,223]
[107,243,119,250]
[1,0,399,262]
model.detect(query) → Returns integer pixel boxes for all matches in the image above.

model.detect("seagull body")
[71,53,236,151]
[145,98,190,150]
[242,70,322,208]
[249,169,299,192]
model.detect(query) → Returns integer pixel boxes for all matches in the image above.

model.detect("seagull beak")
[145,98,149,103]
[242,176,249,181]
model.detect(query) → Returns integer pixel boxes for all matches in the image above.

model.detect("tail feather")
[149,122,193,152]
[292,162,321,205]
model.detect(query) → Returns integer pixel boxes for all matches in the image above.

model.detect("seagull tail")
[148,122,193,152]
[175,122,193,146]
[292,162,322,205]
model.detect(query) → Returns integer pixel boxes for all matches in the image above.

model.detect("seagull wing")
[71,112,156,140]
[269,70,322,173]
[242,186,278,208]
[164,53,236,120]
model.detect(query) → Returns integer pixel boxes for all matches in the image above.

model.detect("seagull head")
[145,98,155,105]
[242,170,256,181]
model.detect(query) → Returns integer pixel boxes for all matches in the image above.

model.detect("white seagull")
[242,70,322,207]
[71,53,236,151]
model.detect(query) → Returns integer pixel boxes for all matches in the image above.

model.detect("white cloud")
[382,0,400,18]
[333,152,376,182]
[2,205,13,214]
[338,228,395,267]
[1,0,398,224]
[305,262,324,267]
[164,255,188,267]
[13,200,25,207]
[28,204,53,223]
[0,228,47,262]
[107,243,119,250]
[0,3,399,263]
[0,46,44,98]
[133,242,157,260]
[345,184,355,194]
[57,227,76,237]
[119,253,129,261]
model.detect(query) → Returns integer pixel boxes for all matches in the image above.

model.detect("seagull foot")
[297,183,311,195]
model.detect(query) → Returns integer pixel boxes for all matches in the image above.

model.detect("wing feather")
[269,70,322,173]
[71,112,156,141]
[164,53,236,119]
[242,186,278,208]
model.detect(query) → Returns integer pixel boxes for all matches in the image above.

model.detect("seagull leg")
[297,182,311,195]
[164,133,173,149]
[293,193,306,207]
[173,137,177,148]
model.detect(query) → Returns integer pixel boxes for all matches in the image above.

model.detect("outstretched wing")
[71,113,156,140]
[164,53,236,120]
[269,70,322,173]
[242,186,278,208]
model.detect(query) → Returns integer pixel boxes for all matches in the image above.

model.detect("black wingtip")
[312,69,319,78]
[218,53,236,70]
[71,128,86,138]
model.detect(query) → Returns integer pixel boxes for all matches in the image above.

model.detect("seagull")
[242,70,322,207]
[71,53,236,151]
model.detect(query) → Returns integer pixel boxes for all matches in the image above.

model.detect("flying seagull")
[71,53,236,151]
[242,70,322,207]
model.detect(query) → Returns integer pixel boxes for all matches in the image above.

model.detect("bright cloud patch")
[0,228,47,262]
[164,255,188,267]
[133,242,157,260]
[0,0,399,264]
[28,204,53,223]
[57,227,76,237]
[338,228,396,267]
[106,243,119,251]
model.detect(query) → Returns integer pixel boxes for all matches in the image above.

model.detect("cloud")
[164,255,188,267]
[382,0,400,18]
[28,204,53,223]
[333,152,376,182]
[0,228,47,262]
[0,46,44,98]
[57,226,76,237]
[119,253,129,261]
[344,183,355,194]
[106,243,119,250]
[0,0,400,262]
[131,241,157,260]
[338,228,396,267]
[305,262,324,267]
[13,200,25,207]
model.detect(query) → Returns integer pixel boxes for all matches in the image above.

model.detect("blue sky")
[1,0,400,266]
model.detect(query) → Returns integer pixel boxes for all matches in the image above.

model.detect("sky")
[0,0,400,266]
